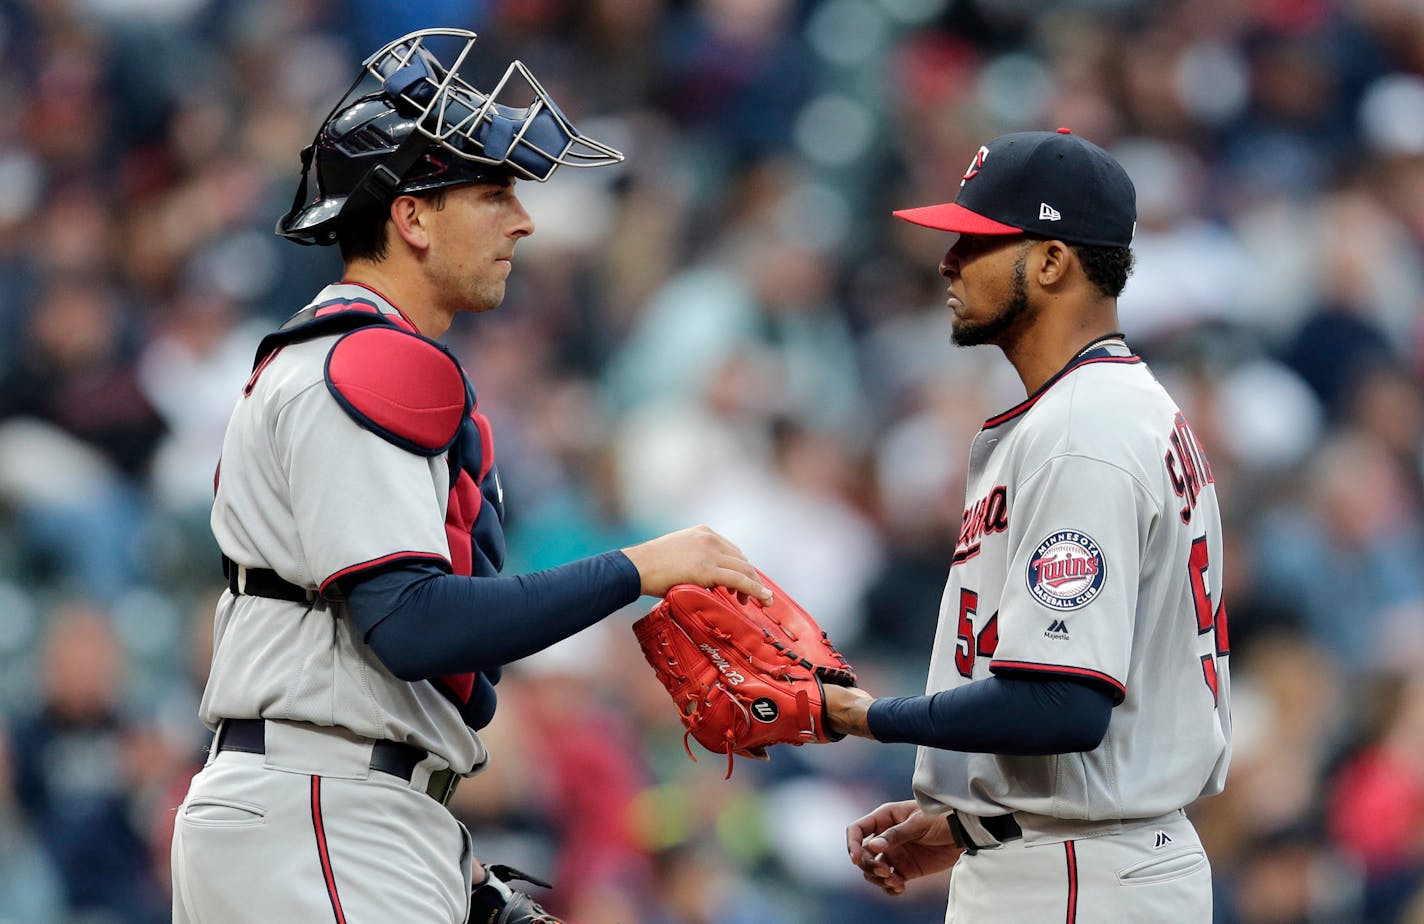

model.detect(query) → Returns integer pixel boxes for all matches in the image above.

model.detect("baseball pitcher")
[825,129,1231,922]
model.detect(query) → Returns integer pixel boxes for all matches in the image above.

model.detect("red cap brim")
[892,202,1023,235]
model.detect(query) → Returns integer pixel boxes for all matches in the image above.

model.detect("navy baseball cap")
[894,128,1136,248]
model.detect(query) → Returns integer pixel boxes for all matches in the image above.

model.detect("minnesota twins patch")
[1027,530,1106,611]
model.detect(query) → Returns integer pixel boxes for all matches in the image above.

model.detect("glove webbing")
[766,634,856,686]
[692,621,813,682]
[679,683,816,779]
[696,608,854,684]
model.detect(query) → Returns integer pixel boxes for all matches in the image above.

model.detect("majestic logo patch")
[1044,619,1069,640]
[1027,530,1106,611]
[750,698,779,723]
[1153,830,1173,849]
[1038,202,1061,221]
[961,145,990,186]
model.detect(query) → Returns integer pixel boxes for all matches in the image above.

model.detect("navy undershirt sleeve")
[866,675,1114,755]
[344,552,642,680]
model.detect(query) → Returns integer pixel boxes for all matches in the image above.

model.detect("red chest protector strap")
[250,297,404,369]
[251,300,471,455]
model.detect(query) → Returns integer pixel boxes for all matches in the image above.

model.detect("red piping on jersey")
[319,551,451,594]
[338,280,420,332]
[1064,841,1078,924]
[983,356,1141,430]
[989,660,1127,700]
[310,776,348,924]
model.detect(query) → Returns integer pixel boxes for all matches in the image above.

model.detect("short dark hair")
[336,187,448,264]
[1072,243,1134,299]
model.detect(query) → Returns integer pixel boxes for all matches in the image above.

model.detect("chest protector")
[251,295,505,709]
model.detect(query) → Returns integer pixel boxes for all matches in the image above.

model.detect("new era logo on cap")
[893,128,1136,248]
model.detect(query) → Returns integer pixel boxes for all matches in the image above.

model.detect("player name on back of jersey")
[1165,411,1215,524]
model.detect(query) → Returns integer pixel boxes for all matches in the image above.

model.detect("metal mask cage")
[363,28,624,181]
[276,27,624,245]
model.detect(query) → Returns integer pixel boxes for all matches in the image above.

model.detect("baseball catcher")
[633,570,857,777]
[170,25,772,924]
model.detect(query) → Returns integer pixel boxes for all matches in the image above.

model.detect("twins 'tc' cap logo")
[960,145,990,187]
[1027,530,1107,611]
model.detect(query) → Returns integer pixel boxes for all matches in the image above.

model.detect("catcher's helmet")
[277,28,623,245]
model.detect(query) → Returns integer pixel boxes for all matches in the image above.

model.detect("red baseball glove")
[632,570,857,777]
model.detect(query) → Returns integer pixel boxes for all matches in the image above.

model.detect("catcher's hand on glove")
[469,864,561,924]
[633,569,857,777]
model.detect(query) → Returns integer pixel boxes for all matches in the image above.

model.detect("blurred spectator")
[1328,670,1424,922]
[0,272,163,596]
[605,177,868,441]
[136,287,265,530]
[1194,630,1360,923]
[516,665,651,917]
[1113,138,1252,346]
[6,603,171,923]
[1217,822,1365,924]
[642,838,802,924]
[1345,362,1424,508]
[1252,432,1424,673]
[0,721,66,924]
[681,418,882,644]
[660,0,813,163]
[857,359,1002,660]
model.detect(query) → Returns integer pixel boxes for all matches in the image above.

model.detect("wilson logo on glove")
[751,698,779,723]
[633,570,857,778]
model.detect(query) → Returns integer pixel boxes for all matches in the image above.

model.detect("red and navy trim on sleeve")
[989,659,1126,703]
[320,551,452,595]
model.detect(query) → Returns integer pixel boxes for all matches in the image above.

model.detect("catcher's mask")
[276,28,624,245]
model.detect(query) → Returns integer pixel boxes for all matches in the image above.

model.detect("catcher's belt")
[213,718,460,806]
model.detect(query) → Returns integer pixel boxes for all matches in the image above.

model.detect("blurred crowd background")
[2,0,1424,921]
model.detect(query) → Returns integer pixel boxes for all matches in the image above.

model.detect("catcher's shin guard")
[469,864,563,924]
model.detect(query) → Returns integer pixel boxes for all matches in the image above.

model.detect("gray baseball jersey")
[203,283,488,774]
[913,340,1231,821]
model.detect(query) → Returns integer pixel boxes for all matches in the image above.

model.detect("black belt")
[947,812,1023,854]
[213,719,459,806]
[222,556,317,604]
